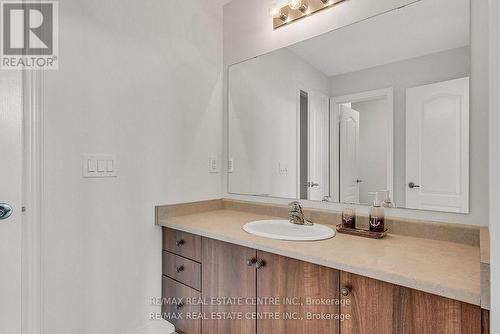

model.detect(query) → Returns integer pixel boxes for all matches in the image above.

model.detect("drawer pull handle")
[176,266,185,273]
[246,258,257,266]
[176,239,185,247]
[176,302,184,310]
[341,287,351,297]
[255,259,266,269]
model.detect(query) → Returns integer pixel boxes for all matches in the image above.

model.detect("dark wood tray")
[336,224,388,239]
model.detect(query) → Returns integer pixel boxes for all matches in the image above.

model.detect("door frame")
[21,70,44,334]
[331,88,394,202]
[296,85,310,199]
[296,85,330,201]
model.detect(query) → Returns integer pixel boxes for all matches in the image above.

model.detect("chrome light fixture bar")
[271,0,348,30]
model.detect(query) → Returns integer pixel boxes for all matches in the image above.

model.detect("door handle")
[0,203,13,220]
[305,182,319,188]
[408,182,420,189]
[356,179,363,184]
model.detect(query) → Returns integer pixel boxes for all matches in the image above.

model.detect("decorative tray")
[335,224,388,239]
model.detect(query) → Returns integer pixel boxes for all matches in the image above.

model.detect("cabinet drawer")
[163,251,201,291]
[162,276,201,334]
[163,227,202,262]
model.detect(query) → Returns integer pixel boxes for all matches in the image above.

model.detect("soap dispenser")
[369,191,385,233]
[379,190,395,208]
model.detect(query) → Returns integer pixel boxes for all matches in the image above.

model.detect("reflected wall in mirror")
[228,0,471,213]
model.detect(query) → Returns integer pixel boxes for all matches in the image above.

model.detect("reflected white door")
[0,72,23,333]
[340,105,360,203]
[406,77,469,213]
[307,91,329,201]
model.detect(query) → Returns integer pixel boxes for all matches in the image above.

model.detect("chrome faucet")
[288,201,313,226]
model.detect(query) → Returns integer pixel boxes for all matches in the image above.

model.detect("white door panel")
[0,72,23,333]
[340,105,360,204]
[307,91,329,201]
[406,77,469,213]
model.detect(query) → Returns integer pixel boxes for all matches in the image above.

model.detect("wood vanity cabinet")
[162,228,484,334]
[340,272,482,334]
[256,251,340,334]
[201,238,257,334]
[200,240,340,334]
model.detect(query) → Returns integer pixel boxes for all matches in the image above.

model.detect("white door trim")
[21,70,43,334]
[296,84,309,199]
[331,88,394,201]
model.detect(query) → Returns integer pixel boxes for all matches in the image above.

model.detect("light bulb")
[288,0,308,12]
[288,0,302,9]
[269,6,280,18]
[269,2,288,21]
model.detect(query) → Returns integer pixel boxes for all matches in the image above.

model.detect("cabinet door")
[257,251,340,334]
[340,272,481,334]
[202,238,256,334]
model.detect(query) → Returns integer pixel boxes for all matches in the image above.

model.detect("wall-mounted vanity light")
[270,0,348,29]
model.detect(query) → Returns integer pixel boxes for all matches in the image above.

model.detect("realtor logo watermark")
[1,1,58,70]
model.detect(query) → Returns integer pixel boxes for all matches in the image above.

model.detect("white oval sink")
[243,220,335,241]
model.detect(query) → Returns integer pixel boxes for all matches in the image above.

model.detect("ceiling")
[288,0,470,77]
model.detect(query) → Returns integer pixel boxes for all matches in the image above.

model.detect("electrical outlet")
[228,158,234,173]
[208,157,219,173]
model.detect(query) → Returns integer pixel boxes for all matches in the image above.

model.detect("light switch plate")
[279,162,288,175]
[83,154,117,178]
[208,157,219,173]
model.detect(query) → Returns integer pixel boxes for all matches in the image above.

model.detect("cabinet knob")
[176,265,185,273]
[246,258,257,266]
[175,302,184,310]
[255,259,266,269]
[176,239,185,247]
[341,287,351,297]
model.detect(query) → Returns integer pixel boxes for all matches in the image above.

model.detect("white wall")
[228,48,330,198]
[223,0,490,226]
[330,47,471,210]
[489,0,499,331]
[352,99,389,204]
[42,1,223,333]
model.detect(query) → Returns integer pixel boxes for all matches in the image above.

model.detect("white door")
[0,72,23,333]
[340,105,360,204]
[406,77,469,213]
[307,91,329,201]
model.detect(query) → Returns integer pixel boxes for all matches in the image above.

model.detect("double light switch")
[83,154,117,178]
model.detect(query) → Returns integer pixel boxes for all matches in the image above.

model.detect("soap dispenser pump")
[379,190,395,208]
[369,191,385,233]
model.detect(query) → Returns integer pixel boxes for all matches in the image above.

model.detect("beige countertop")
[157,208,481,306]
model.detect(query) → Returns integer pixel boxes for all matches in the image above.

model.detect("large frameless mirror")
[228,0,471,213]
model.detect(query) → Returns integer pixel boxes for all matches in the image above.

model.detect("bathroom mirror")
[228,0,471,214]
